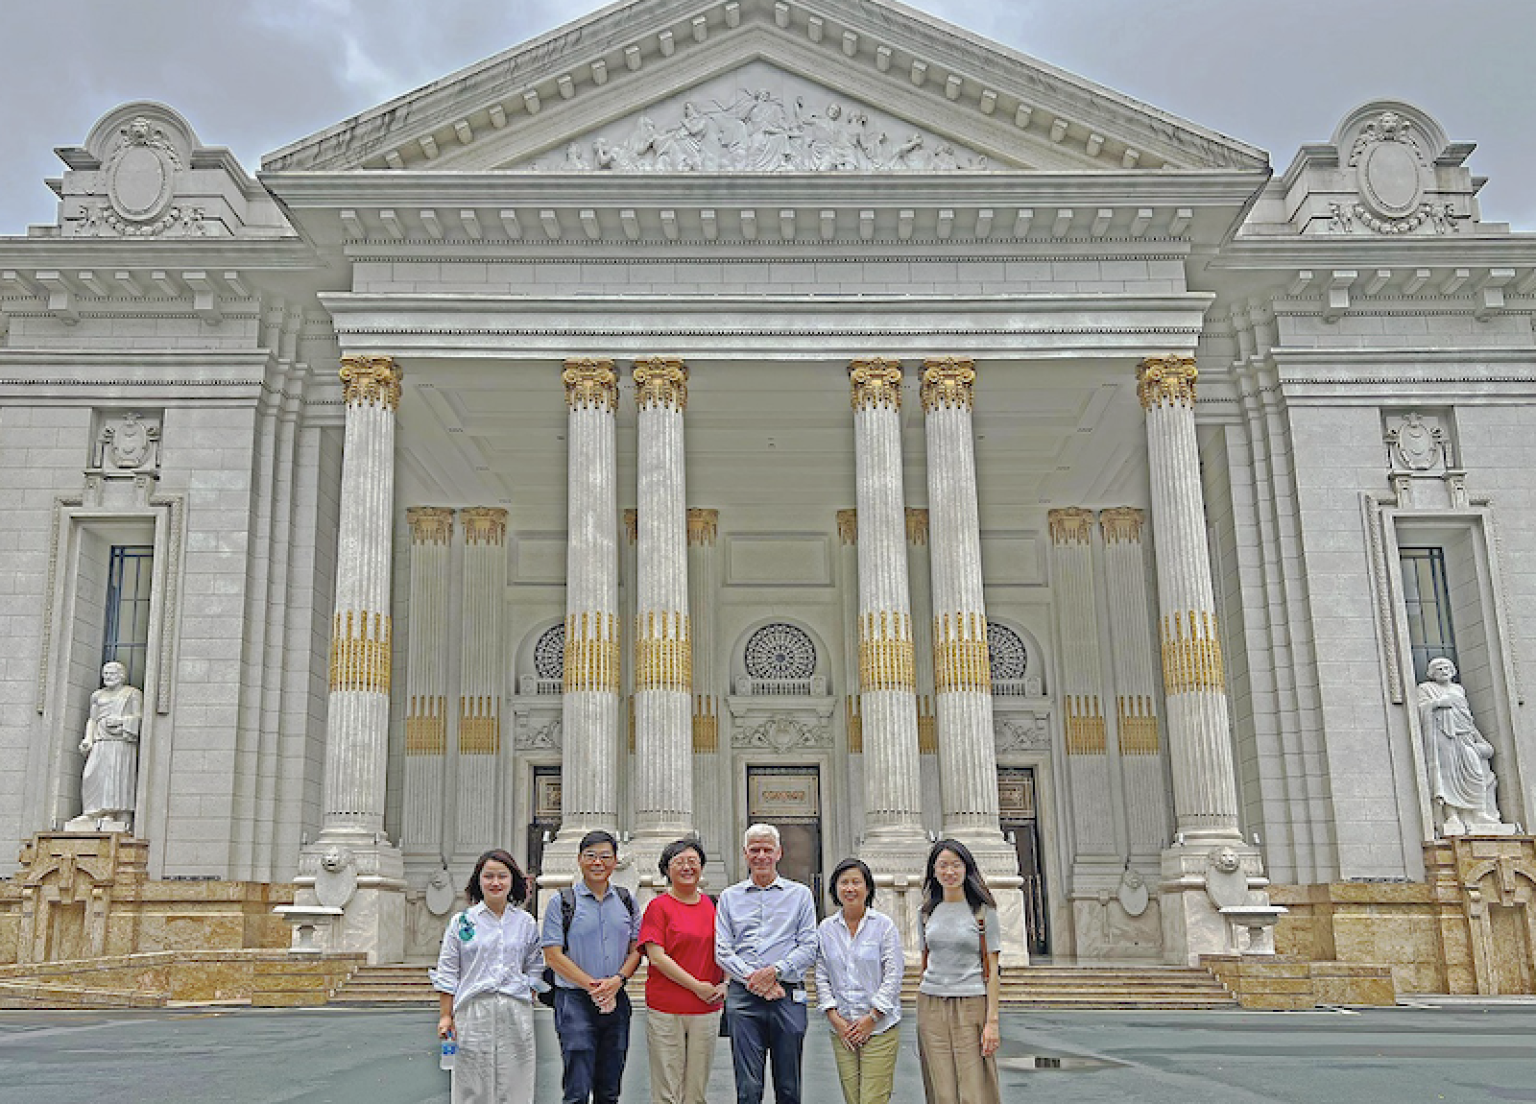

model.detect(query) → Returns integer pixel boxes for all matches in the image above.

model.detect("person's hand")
[588,975,624,1003]
[437,1013,455,1040]
[764,982,786,1001]
[980,1020,1000,1058]
[827,1010,852,1047]
[847,1014,876,1048]
[694,978,727,1004]
[745,965,778,997]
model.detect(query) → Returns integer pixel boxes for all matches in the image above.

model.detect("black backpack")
[537,885,636,1007]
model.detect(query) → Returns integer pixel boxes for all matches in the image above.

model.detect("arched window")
[738,622,824,696]
[518,621,566,695]
[988,622,1042,697]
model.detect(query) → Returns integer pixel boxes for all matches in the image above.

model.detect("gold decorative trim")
[905,508,928,546]
[329,611,392,694]
[406,506,454,545]
[849,357,903,412]
[933,611,991,694]
[628,695,636,754]
[1136,355,1197,411]
[635,610,693,693]
[920,357,976,413]
[1161,609,1226,695]
[339,355,402,411]
[459,695,501,756]
[1048,507,1095,546]
[634,356,688,412]
[836,508,858,546]
[406,694,447,755]
[693,696,719,753]
[845,696,863,754]
[859,611,916,693]
[563,357,618,412]
[563,611,621,694]
[687,508,718,547]
[623,508,638,545]
[1117,694,1161,755]
[1064,694,1107,755]
[460,506,508,545]
[1100,507,1145,545]
[917,695,938,755]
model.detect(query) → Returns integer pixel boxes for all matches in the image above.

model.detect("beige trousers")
[645,1007,722,1104]
[829,1023,901,1104]
[915,993,1000,1104]
[452,993,535,1104]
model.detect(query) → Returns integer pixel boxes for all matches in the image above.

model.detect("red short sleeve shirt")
[638,893,724,1015]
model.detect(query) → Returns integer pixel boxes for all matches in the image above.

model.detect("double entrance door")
[746,764,825,918]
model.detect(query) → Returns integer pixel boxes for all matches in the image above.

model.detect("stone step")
[0,980,168,1009]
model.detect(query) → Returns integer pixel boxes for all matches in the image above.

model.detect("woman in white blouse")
[814,857,904,1104]
[433,848,546,1104]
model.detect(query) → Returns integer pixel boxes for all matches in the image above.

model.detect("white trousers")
[453,993,535,1104]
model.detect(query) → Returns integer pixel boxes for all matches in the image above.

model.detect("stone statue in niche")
[93,412,161,470]
[69,661,143,833]
[1386,412,1445,472]
[1417,658,1511,836]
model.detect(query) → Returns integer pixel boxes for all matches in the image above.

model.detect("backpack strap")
[975,906,992,980]
[559,885,577,951]
[615,886,636,918]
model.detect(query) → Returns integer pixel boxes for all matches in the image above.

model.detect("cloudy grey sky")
[2,0,1532,233]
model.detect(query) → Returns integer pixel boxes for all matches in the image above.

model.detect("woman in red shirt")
[638,838,728,1104]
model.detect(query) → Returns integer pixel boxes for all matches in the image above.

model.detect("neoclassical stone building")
[3,0,1534,984]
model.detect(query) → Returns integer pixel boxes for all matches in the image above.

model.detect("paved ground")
[1,1002,1534,1103]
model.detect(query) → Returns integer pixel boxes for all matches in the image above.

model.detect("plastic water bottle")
[439,1034,457,1071]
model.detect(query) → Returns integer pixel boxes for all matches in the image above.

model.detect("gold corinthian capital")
[920,357,977,413]
[1048,507,1095,546]
[1136,355,1197,411]
[1099,507,1145,544]
[848,357,903,412]
[634,356,688,412]
[406,506,455,545]
[563,358,618,412]
[339,355,402,411]
[460,507,508,545]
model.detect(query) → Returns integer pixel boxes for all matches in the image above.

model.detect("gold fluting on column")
[460,506,508,545]
[845,697,864,754]
[917,696,938,754]
[339,354,403,410]
[905,508,929,546]
[1064,694,1108,755]
[406,695,448,755]
[628,696,636,754]
[1136,354,1197,410]
[1160,610,1227,695]
[563,357,618,411]
[692,697,718,753]
[933,612,991,693]
[849,357,903,411]
[919,357,976,413]
[687,508,718,546]
[836,509,858,545]
[623,508,638,545]
[563,611,622,693]
[858,611,916,692]
[1117,695,1161,755]
[634,356,688,411]
[329,611,392,693]
[458,696,501,755]
[1099,507,1145,544]
[634,611,693,693]
[406,506,454,545]
[1048,507,1095,546]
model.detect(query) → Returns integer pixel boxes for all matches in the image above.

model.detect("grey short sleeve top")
[918,901,1000,997]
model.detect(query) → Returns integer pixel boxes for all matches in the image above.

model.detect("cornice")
[1213,235,1536,271]
[0,237,319,270]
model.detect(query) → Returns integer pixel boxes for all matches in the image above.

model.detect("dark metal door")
[998,767,1049,957]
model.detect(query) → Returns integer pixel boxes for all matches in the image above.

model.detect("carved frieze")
[995,711,1051,754]
[732,713,832,752]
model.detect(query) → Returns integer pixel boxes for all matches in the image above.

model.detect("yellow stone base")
[1201,955,1396,1010]
[0,949,365,1006]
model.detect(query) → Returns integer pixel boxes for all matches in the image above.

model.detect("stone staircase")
[329,961,1237,1010]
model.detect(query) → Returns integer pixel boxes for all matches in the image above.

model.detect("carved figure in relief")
[76,662,143,831]
[1417,658,1505,835]
[94,411,161,470]
[1388,411,1444,471]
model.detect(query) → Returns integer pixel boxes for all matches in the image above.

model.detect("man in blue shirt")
[715,823,819,1104]
[541,830,642,1104]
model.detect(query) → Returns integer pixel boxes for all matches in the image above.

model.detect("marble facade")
[1,0,1534,980]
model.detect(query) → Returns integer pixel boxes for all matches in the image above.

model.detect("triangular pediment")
[263,0,1266,176]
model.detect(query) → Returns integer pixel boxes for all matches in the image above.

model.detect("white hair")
[743,822,781,848]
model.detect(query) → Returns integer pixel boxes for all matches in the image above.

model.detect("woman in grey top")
[915,839,1001,1104]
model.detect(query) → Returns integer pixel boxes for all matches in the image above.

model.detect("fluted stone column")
[631,358,694,881]
[456,508,508,859]
[849,359,928,871]
[906,509,942,837]
[1138,355,1253,964]
[1100,507,1172,867]
[304,354,405,962]
[687,509,724,858]
[402,507,453,869]
[837,510,863,761]
[921,357,1027,964]
[545,359,622,887]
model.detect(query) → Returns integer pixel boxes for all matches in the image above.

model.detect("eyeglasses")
[580,851,617,863]
[933,860,966,873]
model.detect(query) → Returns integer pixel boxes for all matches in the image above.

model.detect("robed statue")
[73,661,143,832]
[1416,657,1506,836]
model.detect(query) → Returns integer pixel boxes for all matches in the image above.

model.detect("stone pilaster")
[687,509,723,858]
[456,508,508,860]
[546,358,622,886]
[848,359,928,871]
[631,357,694,880]
[921,356,1027,964]
[906,509,941,835]
[1137,355,1254,964]
[402,507,453,871]
[304,354,406,963]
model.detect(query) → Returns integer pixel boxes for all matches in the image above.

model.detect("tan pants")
[452,993,535,1104]
[645,1007,721,1104]
[915,993,1000,1104]
[829,1024,900,1104]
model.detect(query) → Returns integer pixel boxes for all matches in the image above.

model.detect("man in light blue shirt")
[715,823,819,1104]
